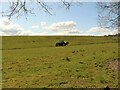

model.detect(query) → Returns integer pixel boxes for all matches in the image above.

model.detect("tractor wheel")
[56,43,59,46]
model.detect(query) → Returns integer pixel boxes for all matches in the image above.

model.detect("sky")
[0,1,118,36]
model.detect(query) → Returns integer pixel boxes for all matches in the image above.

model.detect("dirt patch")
[107,59,120,71]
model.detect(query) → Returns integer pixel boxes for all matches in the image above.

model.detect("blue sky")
[0,2,118,36]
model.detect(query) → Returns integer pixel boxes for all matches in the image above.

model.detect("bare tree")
[1,0,81,19]
[97,2,120,29]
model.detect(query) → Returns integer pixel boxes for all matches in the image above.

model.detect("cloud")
[88,27,118,35]
[31,25,39,29]
[0,18,81,36]
[61,29,80,34]
[44,21,80,34]
[31,21,47,29]
[0,17,47,36]
[31,21,80,35]
[48,21,76,31]
[40,21,46,26]
[0,17,23,36]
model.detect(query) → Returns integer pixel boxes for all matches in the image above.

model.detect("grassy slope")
[2,36,119,88]
[2,36,118,49]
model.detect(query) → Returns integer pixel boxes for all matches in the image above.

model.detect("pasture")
[2,36,119,88]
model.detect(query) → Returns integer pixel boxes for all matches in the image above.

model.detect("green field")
[2,36,119,88]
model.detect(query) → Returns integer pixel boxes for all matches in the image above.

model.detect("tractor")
[55,40,69,46]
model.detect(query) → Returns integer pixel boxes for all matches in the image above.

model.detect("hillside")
[2,36,118,49]
[2,36,119,88]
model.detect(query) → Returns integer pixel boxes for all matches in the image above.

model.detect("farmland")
[2,36,119,88]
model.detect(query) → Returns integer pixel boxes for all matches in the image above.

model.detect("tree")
[97,2,120,30]
[1,0,81,19]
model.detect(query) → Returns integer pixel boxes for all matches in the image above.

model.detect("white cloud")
[31,21,46,29]
[30,21,80,35]
[40,21,46,26]
[0,17,47,36]
[48,21,76,31]
[43,21,80,35]
[0,18,81,36]
[31,25,39,29]
[0,17,23,36]
[88,27,118,36]
[61,29,80,34]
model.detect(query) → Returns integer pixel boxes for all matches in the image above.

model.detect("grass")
[2,36,119,88]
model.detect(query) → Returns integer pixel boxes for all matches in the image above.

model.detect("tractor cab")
[58,40,65,44]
